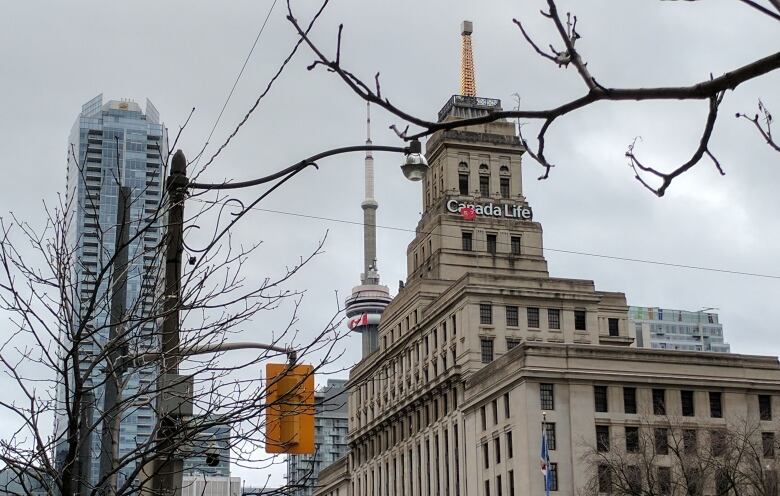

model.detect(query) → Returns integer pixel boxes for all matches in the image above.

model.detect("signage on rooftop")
[446,199,533,221]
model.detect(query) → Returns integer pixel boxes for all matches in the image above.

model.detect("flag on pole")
[540,422,551,496]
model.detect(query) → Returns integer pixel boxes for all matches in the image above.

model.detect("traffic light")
[265,363,315,454]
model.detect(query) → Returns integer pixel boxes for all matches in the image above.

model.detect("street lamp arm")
[130,341,295,367]
[188,144,412,191]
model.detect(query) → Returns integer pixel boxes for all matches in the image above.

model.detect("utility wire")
[194,0,279,169]
[189,198,780,281]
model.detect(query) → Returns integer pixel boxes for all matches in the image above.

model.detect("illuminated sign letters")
[446,199,533,221]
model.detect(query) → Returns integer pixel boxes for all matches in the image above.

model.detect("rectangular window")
[655,428,669,455]
[653,389,666,415]
[480,406,487,431]
[480,304,493,325]
[546,422,557,451]
[510,236,521,255]
[506,431,514,458]
[496,475,502,496]
[527,307,540,328]
[549,463,559,492]
[710,392,723,418]
[483,443,489,469]
[624,387,637,414]
[492,399,499,425]
[763,432,775,458]
[548,309,561,330]
[500,177,510,198]
[680,390,695,417]
[597,464,611,493]
[595,385,609,413]
[485,480,491,496]
[657,467,671,496]
[575,310,587,330]
[479,175,490,197]
[504,392,511,419]
[506,306,519,327]
[494,437,501,464]
[540,384,555,410]
[683,429,697,455]
[459,173,469,195]
[608,318,619,336]
[487,234,497,254]
[711,429,726,457]
[462,232,473,251]
[506,338,521,350]
[480,339,494,364]
[625,426,639,453]
[596,425,610,452]
[508,470,515,496]
[760,395,772,421]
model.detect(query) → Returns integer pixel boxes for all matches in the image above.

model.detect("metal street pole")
[98,186,131,496]
[146,150,188,496]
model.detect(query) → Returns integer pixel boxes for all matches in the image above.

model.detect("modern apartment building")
[54,94,168,487]
[288,379,349,496]
[629,306,731,352]
[314,22,779,496]
[181,476,241,496]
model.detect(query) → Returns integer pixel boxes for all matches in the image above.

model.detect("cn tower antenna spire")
[460,20,477,97]
[361,102,378,284]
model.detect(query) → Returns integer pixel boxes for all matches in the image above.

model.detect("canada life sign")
[446,199,533,221]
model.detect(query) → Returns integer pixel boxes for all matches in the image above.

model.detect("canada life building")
[54,95,167,486]
[315,22,780,496]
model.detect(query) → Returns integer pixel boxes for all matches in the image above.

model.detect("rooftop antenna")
[460,20,477,97]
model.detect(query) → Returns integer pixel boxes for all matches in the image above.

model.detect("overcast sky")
[0,0,778,487]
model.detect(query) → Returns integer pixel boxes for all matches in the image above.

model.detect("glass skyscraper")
[54,94,168,488]
[629,306,731,352]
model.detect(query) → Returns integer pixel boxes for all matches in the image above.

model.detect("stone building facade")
[315,95,780,496]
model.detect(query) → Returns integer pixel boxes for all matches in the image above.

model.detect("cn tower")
[344,103,392,358]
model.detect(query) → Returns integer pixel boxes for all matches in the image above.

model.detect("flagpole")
[542,411,550,496]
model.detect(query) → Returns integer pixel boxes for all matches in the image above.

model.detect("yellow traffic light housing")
[265,363,315,454]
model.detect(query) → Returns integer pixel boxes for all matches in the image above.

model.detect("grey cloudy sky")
[0,0,778,487]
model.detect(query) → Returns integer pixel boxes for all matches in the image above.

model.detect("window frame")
[548,308,561,330]
[574,309,587,331]
[759,394,772,421]
[480,303,493,325]
[480,338,494,364]
[461,231,473,251]
[710,391,723,418]
[625,426,639,453]
[594,385,609,413]
[527,307,540,329]
[540,383,555,411]
[623,387,637,414]
[596,424,610,452]
[653,389,666,416]
[506,306,519,327]
[681,390,695,417]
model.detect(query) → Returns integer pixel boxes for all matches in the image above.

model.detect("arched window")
[499,165,510,198]
[478,164,490,197]
[458,162,469,195]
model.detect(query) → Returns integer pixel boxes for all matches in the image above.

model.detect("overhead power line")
[195,0,279,168]
[189,198,780,281]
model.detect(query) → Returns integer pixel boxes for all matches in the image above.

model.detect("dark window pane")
[681,390,695,417]
[684,429,697,455]
[480,339,494,364]
[459,173,469,195]
[575,310,587,330]
[479,175,490,197]
[500,177,510,198]
[480,304,493,325]
[548,309,561,330]
[483,443,489,468]
[627,466,642,494]
[711,429,726,457]
[540,384,554,410]
[546,422,556,451]
[624,387,637,414]
[506,306,519,327]
[598,464,611,493]
[549,463,559,492]
[527,307,540,328]
[608,318,619,336]
[626,426,639,453]
[653,389,666,415]
[462,232,473,251]
[510,236,521,255]
[596,425,610,452]
[655,428,669,455]
[507,431,514,458]
[760,395,772,421]
[595,386,609,413]
[657,467,671,496]
[480,406,486,430]
[495,437,501,463]
[504,393,511,419]
[710,392,723,418]
[487,234,497,254]
[763,432,775,458]
[506,338,521,350]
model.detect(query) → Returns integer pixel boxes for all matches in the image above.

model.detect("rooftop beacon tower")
[344,103,392,358]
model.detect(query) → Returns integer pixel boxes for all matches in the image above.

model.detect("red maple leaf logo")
[460,206,477,220]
